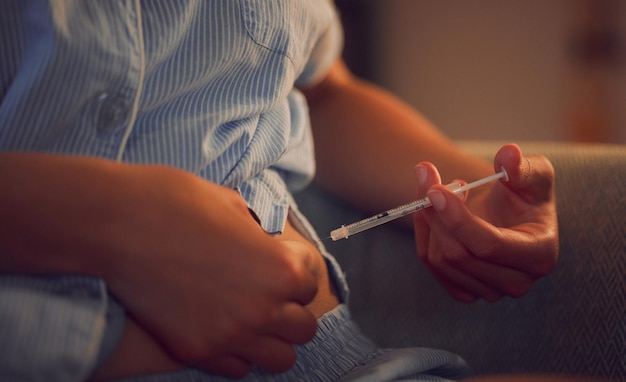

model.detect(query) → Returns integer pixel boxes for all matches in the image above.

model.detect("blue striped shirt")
[0,0,342,234]
[0,1,343,380]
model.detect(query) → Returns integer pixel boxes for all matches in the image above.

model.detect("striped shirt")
[0,0,342,234]
[0,1,343,380]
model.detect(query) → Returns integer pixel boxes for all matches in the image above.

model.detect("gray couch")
[295,141,626,381]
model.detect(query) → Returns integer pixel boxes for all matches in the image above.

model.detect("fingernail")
[427,189,446,210]
[415,164,427,185]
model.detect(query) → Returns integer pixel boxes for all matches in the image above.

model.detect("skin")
[414,144,558,302]
[0,153,323,379]
[1,58,559,379]
[89,218,338,381]
[304,60,558,303]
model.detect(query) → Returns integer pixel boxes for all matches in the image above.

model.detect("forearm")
[304,61,492,213]
[0,151,326,379]
[0,152,154,279]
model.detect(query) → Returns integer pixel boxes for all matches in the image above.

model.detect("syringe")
[329,168,508,241]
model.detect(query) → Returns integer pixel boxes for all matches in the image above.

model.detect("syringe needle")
[328,168,508,241]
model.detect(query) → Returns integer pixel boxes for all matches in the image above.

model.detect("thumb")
[494,144,556,205]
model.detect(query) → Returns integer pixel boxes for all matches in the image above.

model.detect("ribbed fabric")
[113,305,469,382]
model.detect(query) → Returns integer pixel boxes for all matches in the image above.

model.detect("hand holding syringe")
[329,167,509,241]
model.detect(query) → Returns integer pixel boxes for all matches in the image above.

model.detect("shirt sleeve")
[295,2,344,88]
[0,275,125,382]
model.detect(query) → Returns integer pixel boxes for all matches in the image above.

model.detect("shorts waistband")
[118,304,376,382]
[285,304,378,380]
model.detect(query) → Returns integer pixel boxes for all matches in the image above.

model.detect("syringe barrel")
[331,197,433,240]
[328,169,507,241]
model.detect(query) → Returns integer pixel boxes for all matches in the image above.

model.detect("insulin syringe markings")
[329,168,508,241]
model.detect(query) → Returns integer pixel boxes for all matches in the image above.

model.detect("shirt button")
[93,92,129,133]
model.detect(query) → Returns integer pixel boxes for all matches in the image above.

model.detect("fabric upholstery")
[295,141,626,380]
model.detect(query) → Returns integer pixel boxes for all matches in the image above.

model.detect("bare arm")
[302,60,492,214]
[0,152,138,275]
[0,152,320,378]
[303,60,558,302]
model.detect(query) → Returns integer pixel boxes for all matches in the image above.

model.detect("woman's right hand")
[92,203,339,381]
[102,165,320,378]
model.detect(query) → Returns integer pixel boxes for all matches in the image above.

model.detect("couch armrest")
[295,141,626,380]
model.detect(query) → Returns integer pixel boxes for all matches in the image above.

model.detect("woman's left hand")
[413,144,559,302]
